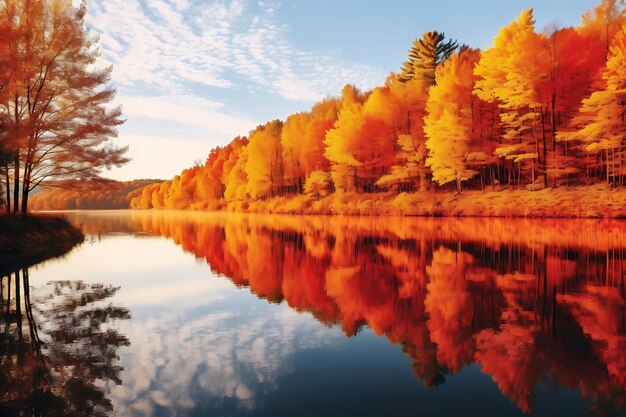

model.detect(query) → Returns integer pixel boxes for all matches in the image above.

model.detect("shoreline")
[0,214,85,274]
[179,185,626,218]
[31,185,626,219]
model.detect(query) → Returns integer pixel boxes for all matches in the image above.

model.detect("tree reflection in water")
[114,211,626,416]
[0,269,130,416]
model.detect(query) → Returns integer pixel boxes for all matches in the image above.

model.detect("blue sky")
[87,0,601,180]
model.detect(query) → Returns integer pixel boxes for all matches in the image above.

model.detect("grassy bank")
[219,185,626,218]
[0,214,84,273]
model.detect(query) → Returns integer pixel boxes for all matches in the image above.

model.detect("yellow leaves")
[425,108,474,187]
[323,106,364,168]
[494,144,526,158]
[424,49,482,188]
[473,8,550,174]
[475,9,549,108]
[398,31,458,84]
[245,120,284,199]
[225,145,249,201]
[363,87,394,122]
[281,112,310,185]
[304,170,332,199]
[396,134,416,154]
[511,153,539,163]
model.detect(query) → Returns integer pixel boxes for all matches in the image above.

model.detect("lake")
[2,210,626,417]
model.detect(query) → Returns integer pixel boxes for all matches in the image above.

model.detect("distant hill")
[29,179,162,210]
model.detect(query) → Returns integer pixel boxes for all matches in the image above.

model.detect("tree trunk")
[541,110,548,188]
[551,94,557,151]
[20,187,29,214]
[4,162,10,213]
[12,153,19,213]
[21,160,31,214]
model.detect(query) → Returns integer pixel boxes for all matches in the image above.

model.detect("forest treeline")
[28,179,160,210]
[126,1,626,215]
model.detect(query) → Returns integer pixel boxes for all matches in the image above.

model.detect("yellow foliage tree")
[324,85,367,193]
[474,9,550,186]
[281,112,311,194]
[304,170,333,199]
[225,145,249,202]
[245,120,284,199]
[425,49,482,190]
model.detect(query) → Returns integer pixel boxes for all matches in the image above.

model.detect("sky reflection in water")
[2,210,626,417]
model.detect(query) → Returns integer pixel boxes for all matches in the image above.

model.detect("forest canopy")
[129,0,626,214]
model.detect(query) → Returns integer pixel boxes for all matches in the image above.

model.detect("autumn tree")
[302,98,341,176]
[579,0,626,56]
[303,170,333,199]
[281,112,310,194]
[324,85,368,193]
[552,1,626,184]
[474,9,550,187]
[561,22,626,186]
[425,49,482,190]
[245,120,284,199]
[541,27,605,184]
[398,31,458,84]
[280,99,341,196]
[371,75,431,192]
[224,144,249,202]
[0,0,127,213]
[195,148,226,204]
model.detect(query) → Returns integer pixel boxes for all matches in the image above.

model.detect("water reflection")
[0,267,130,416]
[101,211,626,415]
[37,211,626,415]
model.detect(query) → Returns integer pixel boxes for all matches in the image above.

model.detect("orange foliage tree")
[0,0,127,213]
[562,22,626,186]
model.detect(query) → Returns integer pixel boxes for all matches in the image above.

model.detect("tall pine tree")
[398,31,458,85]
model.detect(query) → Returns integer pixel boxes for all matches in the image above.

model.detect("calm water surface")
[2,210,626,417]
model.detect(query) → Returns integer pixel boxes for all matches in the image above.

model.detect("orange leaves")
[561,22,626,183]
[580,0,626,50]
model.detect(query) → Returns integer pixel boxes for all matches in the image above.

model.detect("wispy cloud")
[87,0,385,101]
[120,95,256,136]
[83,0,386,179]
